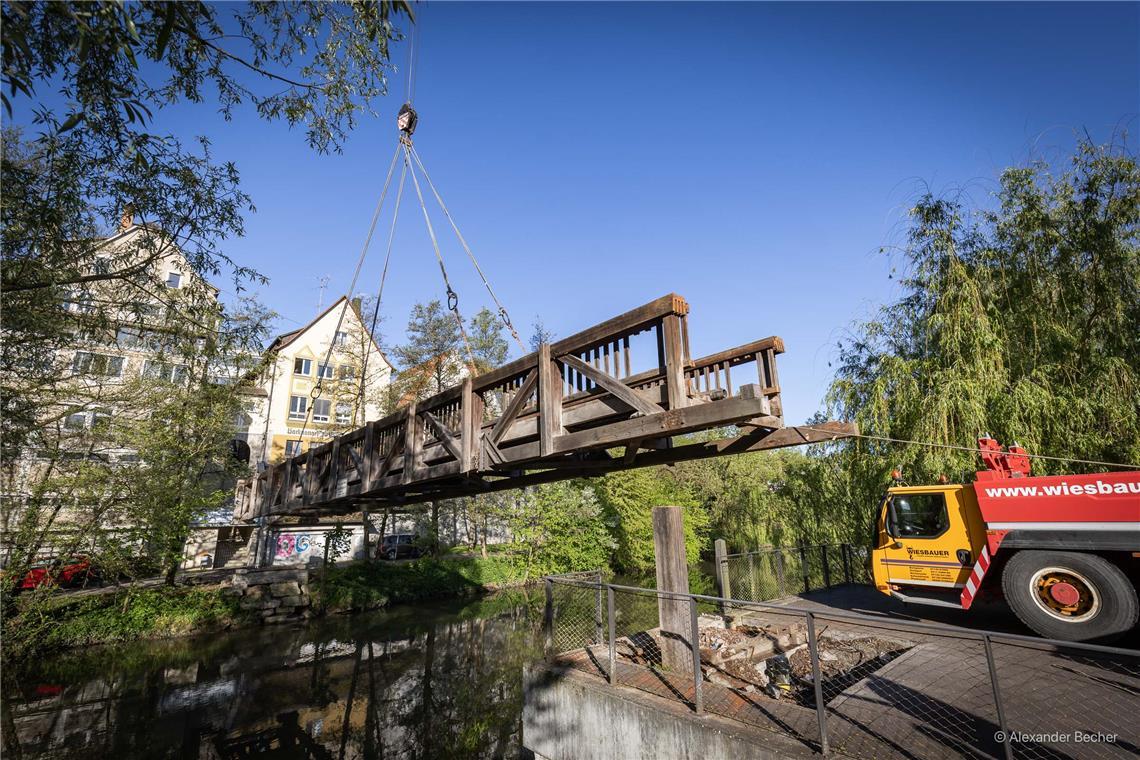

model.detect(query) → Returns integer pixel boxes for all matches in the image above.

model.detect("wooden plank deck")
[235,293,855,518]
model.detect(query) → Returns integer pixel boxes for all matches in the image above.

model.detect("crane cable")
[402,139,478,369]
[798,426,1140,471]
[355,159,409,425]
[294,143,402,449]
[408,144,527,354]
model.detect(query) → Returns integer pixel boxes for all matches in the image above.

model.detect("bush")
[3,585,250,659]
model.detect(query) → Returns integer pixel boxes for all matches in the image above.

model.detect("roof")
[265,295,390,368]
[93,224,220,297]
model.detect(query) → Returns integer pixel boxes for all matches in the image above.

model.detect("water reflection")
[2,590,546,759]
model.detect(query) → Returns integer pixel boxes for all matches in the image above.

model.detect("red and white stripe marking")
[959,546,991,610]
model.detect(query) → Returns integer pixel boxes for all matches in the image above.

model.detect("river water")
[2,565,717,759]
[2,589,549,759]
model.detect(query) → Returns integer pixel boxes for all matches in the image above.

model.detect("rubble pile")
[611,612,913,702]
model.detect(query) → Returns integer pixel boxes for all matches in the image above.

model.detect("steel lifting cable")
[798,426,1140,471]
[294,143,403,450]
[408,145,527,354]
[355,159,409,423]
[402,141,477,369]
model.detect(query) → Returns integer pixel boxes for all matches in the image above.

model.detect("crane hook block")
[397,103,419,136]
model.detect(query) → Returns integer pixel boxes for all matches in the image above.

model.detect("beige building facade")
[242,297,392,468]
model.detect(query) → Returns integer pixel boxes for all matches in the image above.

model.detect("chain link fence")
[716,543,872,603]
[542,573,1140,759]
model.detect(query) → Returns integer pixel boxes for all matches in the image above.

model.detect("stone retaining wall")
[229,568,313,624]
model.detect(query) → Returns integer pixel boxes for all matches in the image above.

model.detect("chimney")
[351,296,362,314]
[119,203,135,233]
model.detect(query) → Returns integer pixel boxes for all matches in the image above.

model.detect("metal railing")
[542,573,1140,759]
[714,542,872,603]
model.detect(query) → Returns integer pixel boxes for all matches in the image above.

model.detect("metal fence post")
[594,578,604,645]
[821,545,831,589]
[800,545,811,592]
[543,578,554,658]
[776,551,786,597]
[841,544,852,584]
[607,585,617,685]
[689,597,704,714]
[984,634,1014,760]
[805,612,829,754]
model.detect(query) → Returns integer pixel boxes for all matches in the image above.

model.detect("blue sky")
[17,2,1140,423]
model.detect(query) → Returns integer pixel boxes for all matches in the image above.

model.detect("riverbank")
[1,554,553,660]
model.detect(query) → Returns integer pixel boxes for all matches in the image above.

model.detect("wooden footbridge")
[234,294,855,519]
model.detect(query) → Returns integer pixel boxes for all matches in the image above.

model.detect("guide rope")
[798,426,1140,470]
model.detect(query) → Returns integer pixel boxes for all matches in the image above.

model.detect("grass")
[314,554,530,613]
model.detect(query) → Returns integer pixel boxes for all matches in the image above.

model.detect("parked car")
[380,534,423,560]
[17,556,102,591]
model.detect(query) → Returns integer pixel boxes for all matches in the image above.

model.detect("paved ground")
[556,584,1140,759]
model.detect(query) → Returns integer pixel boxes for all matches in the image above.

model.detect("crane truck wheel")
[1002,550,1138,642]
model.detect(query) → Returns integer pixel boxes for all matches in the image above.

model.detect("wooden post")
[747,551,758,601]
[776,551,786,597]
[661,315,688,411]
[537,343,563,457]
[652,506,692,673]
[713,539,730,608]
[402,402,420,485]
[459,377,481,473]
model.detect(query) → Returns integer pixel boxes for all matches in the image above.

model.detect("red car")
[17,557,101,591]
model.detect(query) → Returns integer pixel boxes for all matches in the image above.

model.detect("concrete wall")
[523,666,811,760]
[268,524,368,567]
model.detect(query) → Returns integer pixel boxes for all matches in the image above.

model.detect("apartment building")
[241,296,393,467]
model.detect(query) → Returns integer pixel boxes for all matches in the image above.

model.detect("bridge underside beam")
[234,294,855,519]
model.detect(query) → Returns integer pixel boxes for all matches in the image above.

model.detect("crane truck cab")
[871,438,1140,642]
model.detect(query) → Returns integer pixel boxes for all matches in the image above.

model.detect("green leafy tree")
[817,137,1140,544]
[595,468,706,573]
[468,307,509,372]
[392,300,463,401]
[500,482,614,580]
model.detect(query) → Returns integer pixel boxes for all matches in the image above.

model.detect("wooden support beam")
[401,402,421,485]
[459,377,481,473]
[559,353,661,417]
[422,411,463,463]
[538,344,564,456]
[489,369,537,444]
[661,314,688,410]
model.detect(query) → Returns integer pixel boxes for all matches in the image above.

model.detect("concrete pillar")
[652,506,692,673]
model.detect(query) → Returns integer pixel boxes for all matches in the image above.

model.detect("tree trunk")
[480,513,488,559]
[430,500,441,557]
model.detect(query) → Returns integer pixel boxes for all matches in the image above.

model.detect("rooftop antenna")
[316,275,331,312]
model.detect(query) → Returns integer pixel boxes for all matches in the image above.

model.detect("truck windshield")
[887,493,949,538]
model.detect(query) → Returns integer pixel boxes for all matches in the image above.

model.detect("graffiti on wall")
[275,534,313,559]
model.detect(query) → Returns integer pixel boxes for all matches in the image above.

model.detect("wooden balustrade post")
[661,314,688,411]
[459,377,479,473]
[537,343,563,457]
[401,402,420,485]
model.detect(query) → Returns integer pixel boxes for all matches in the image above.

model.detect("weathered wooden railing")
[234,294,853,519]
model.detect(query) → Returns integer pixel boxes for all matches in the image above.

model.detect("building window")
[64,411,88,430]
[116,327,140,348]
[166,272,181,288]
[285,439,304,457]
[316,362,335,380]
[289,395,308,420]
[335,331,348,346]
[312,399,332,423]
[73,351,124,377]
[143,360,188,384]
[339,365,356,381]
[94,258,111,275]
[294,358,312,376]
[335,402,352,425]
